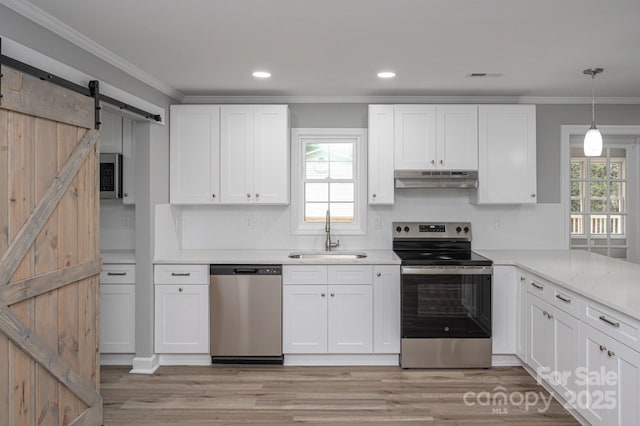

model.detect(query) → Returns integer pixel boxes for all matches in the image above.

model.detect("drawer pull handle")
[607,350,615,357]
[171,272,191,277]
[555,294,571,303]
[531,282,544,290]
[599,345,607,352]
[599,315,620,328]
[107,272,127,276]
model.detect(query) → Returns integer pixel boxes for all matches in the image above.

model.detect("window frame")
[290,128,368,235]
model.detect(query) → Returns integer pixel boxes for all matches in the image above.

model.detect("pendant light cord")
[591,74,596,126]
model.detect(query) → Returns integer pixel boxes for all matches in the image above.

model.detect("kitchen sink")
[288,251,367,260]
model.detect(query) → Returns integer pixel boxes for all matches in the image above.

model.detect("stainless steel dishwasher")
[209,265,283,364]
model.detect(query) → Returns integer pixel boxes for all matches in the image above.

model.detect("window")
[570,145,629,259]
[291,128,367,234]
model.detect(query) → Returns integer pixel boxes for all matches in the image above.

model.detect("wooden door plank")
[69,401,102,426]
[0,66,94,129]
[7,111,36,426]
[57,123,81,424]
[0,334,9,426]
[33,117,60,426]
[0,259,102,305]
[0,127,99,287]
[0,109,8,259]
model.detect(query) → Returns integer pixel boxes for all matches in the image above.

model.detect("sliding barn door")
[0,65,102,425]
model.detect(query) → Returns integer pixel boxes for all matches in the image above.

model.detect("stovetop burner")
[392,221,492,267]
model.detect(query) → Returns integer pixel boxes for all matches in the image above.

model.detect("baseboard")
[100,353,135,366]
[129,354,160,374]
[158,354,211,366]
[491,354,523,367]
[284,354,400,366]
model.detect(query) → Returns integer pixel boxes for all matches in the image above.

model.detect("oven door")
[401,266,492,339]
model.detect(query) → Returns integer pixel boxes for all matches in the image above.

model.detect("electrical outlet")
[495,216,504,230]
[246,215,254,231]
[374,216,382,230]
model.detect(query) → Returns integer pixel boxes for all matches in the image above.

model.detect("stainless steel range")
[393,222,493,368]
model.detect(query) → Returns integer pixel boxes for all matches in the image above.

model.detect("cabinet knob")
[520,276,526,281]
[377,272,381,277]
[607,350,616,357]
[178,287,183,293]
[430,160,435,165]
[531,193,536,198]
[321,292,326,297]
[330,292,335,297]
[255,193,260,198]
[246,193,251,198]
[372,194,376,198]
[212,193,216,198]
[123,193,129,197]
[599,345,607,352]
[439,160,443,164]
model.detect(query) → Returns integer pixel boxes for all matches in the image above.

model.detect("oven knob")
[404,226,410,233]
[464,226,470,233]
[396,226,402,233]
[456,226,462,233]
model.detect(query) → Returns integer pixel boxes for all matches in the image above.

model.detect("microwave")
[100,153,123,199]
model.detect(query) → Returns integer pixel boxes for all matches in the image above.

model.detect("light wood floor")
[101,365,578,425]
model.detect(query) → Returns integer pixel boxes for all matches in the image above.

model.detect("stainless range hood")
[394,170,478,189]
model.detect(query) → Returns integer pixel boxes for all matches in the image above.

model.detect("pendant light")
[583,68,604,156]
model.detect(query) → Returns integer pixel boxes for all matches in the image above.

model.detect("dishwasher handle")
[234,268,258,274]
[210,264,282,275]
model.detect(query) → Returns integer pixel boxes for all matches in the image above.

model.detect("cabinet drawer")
[548,285,581,318]
[328,265,373,285]
[583,300,640,352]
[101,264,136,284]
[154,264,209,285]
[283,265,328,285]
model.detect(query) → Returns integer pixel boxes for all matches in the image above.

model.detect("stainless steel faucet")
[325,210,340,251]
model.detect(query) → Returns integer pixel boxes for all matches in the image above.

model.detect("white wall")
[158,189,565,253]
[100,201,135,250]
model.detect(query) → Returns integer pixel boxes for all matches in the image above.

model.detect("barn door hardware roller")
[0,37,161,128]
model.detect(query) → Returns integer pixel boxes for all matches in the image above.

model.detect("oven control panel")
[393,222,472,240]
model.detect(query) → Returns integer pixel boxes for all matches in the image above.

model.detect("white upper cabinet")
[220,105,289,204]
[368,105,394,204]
[436,105,478,170]
[393,104,478,171]
[394,105,437,170]
[170,105,220,204]
[475,105,537,204]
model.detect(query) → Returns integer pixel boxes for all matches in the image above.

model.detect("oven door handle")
[401,266,493,275]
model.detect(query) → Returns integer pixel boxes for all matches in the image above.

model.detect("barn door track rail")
[0,37,161,129]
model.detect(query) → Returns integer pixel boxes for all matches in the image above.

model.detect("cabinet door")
[436,105,478,170]
[253,105,289,204]
[368,105,394,204]
[121,117,135,204]
[220,105,254,203]
[154,284,209,353]
[612,339,640,426]
[282,285,327,353]
[373,265,400,353]
[477,105,536,204]
[327,285,373,353]
[100,284,135,353]
[580,324,615,425]
[394,105,436,170]
[170,105,220,204]
[100,109,123,153]
[527,293,553,372]
[492,266,517,354]
[552,307,581,400]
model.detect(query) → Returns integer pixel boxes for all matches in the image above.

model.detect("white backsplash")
[100,200,136,250]
[158,189,566,253]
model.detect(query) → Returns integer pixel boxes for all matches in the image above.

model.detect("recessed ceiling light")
[377,71,396,79]
[252,71,271,78]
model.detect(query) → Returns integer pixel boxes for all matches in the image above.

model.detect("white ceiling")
[9,0,640,100]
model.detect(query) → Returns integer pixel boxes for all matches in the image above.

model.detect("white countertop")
[478,249,640,321]
[102,249,136,264]
[154,249,401,265]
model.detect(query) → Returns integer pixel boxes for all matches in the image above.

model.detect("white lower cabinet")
[580,323,640,426]
[283,264,399,355]
[100,284,135,353]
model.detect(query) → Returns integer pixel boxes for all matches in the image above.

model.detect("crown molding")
[182,95,640,105]
[0,0,184,101]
